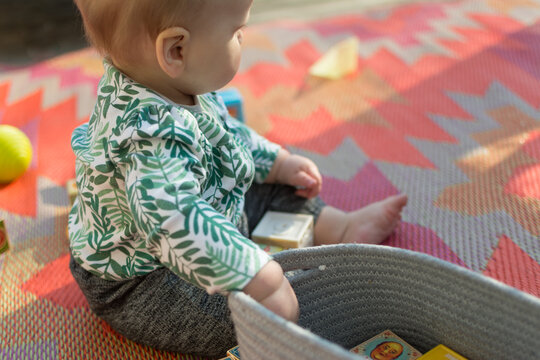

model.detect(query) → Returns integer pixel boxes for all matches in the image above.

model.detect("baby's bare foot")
[342,194,408,245]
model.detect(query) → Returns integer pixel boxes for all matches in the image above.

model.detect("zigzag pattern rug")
[1,0,539,358]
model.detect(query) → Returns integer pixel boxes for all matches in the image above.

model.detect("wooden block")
[218,87,245,123]
[0,220,9,255]
[309,37,359,80]
[66,178,78,206]
[252,211,313,249]
[226,345,241,360]
[256,242,285,255]
[350,330,422,359]
[417,345,468,360]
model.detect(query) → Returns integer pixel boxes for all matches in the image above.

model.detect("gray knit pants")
[70,183,325,359]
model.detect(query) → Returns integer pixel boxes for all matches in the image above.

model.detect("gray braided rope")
[228,244,540,360]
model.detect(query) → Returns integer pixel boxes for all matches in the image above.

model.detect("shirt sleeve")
[115,106,271,294]
[225,116,281,183]
[211,92,281,183]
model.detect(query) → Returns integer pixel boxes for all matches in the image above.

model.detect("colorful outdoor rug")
[1,0,539,358]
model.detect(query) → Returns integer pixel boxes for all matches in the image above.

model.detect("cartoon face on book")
[350,330,422,360]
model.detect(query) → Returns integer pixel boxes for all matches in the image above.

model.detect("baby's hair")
[74,0,205,65]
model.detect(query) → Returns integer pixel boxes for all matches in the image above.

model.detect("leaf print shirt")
[68,61,280,294]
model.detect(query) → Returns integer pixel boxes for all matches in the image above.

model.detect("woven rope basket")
[228,244,540,360]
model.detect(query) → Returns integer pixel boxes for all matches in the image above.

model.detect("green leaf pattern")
[68,61,280,293]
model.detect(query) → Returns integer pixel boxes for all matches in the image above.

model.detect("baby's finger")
[306,164,322,185]
[303,169,322,196]
[300,165,322,195]
[294,176,319,199]
[294,171,316,189]
[294,187,312,198]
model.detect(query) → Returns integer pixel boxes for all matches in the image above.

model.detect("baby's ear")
[155,27,190,78]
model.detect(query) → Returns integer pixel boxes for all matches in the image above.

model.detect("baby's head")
[75,0,252,100]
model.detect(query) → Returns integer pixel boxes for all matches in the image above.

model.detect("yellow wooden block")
[257,242,285,255]
[252,211,313,249]
[309,37,359,80]
[0,220,9,255]
[418,345,468,360]
[66,178,78,206]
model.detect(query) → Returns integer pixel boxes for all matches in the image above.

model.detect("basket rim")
[272,244,540,304]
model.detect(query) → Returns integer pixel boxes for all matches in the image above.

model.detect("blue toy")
[218,87,245,123]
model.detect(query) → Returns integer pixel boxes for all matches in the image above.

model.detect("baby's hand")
[277,153,322,198]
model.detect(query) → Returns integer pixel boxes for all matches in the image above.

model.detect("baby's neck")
[154,87,196,106]
[116,61,196,106]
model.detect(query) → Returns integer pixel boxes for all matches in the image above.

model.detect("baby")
[69,0,408,357]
